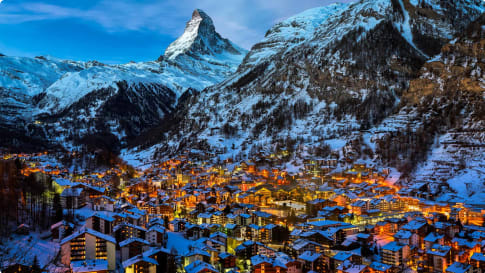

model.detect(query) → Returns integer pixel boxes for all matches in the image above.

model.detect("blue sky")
[0,0,352,63]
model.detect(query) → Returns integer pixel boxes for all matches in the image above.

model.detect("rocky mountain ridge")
[0,9,246,152]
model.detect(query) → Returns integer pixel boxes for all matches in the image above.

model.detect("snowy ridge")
[164,9,207,59]
[35,65,166,114]
[241,3,348,68]
[164,9,247,66]
[127,0,485,205]
[0,9,246,149]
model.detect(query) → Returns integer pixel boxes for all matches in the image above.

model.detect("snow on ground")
[412,131,485,204]
[0,233,60,269]
[325,138,348,150]
[166,232,194,255]
[447,169,485,205]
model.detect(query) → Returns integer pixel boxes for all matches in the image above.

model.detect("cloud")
[0,0,354,49]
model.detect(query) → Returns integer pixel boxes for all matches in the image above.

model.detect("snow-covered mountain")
[0,9,246,151]
[131,0,483,161]
[372,13,485,203]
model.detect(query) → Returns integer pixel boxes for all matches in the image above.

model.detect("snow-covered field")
[0,233,60,269]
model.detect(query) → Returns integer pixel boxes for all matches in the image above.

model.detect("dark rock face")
[36,81,177,152]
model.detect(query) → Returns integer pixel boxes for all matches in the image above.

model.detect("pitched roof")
[122,255,158,268]
[298,251,321,262]
[61,227,116,245]
[184,260,218,273]
[119,237,150,247]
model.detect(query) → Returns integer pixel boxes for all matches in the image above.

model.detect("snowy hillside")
[131,0,484,162]
[0,9,246,150]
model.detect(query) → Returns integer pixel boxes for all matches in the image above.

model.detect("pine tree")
[32,255,41,273]
[53,193,63,222]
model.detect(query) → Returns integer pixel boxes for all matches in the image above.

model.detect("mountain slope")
[0,9,246,151]
[372,13,485,203]
[132,0,484,161]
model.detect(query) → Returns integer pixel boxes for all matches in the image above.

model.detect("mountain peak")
[191,9,212,24]
[163,9,245,60]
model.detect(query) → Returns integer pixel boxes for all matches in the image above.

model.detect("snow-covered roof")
[184,260,219,273]
[61,227,116,245]
[336,260,367,273]
[298,251,321,262]
[471,252,485,262]
[446,262,471,273]
[333,251,353,261]
[426,244,451,256]
[119,237,150,247]
[382,242,405,252]
[394,230,412,240]
[122,254,158,268]
[369,261,392,272]
[401,220,426,231]
[61,187,83,197]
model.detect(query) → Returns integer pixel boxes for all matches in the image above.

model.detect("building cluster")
[2,151,485,273]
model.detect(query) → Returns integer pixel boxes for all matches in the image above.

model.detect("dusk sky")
[0,0,352,63]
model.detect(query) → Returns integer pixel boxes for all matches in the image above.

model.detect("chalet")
[470,253,485,272]
[51,220,74,241]
[184,260,218,273]
[337,260,368,273]
[186,224,210,241]
[236,213,252,226]
[60,228,116,271]
[184,247,211,267]
[426,244,452,273]
[61,187,85,209]
[424,232,445,250]
[393,230,416,247]
[235,240,270,259]
[86,213,115,235]
[298,251,325,272]
[92,195,116,212]
[122,255,158,273]
[52,178,75,194]
[219,252,236,271]
[446,262,472,273]
[332,251,362,271]
[120,237,151,262]
[252,211,273,226]
[143,247,176,273]
[72,183,105,200]
[114,212,143,227]
[299,230,334,248]
[369,261,394,273]
[147,226,167,246]
[169,219,186,232]
[433,222,459,238]
[113,223,147,242]
[210,231,228,246]
[250,255,287,273]
[401,219,428,247]
[381,242,410,267]
[451,238,480,263]
[291,239,322,256]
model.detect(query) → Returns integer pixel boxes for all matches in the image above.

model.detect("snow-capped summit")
[164,9,246,61]
[0,9,248,150]
[130,0,484,165]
